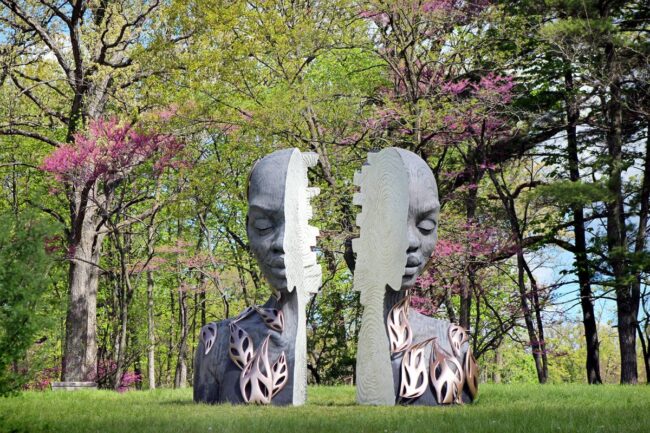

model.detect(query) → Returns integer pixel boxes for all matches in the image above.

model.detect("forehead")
[401,153,439,213]
[247,150,291,212]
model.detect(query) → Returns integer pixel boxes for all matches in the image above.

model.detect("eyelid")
[253,219,273,230]
[417,220,437,230]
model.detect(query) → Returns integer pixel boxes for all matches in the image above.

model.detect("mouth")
[403,257,421,277]
[270,266,286,277]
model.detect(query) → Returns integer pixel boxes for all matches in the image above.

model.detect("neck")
[384,288,408,317]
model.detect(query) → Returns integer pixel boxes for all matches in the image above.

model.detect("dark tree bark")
[564,68,602,384]
[604,71,639,384]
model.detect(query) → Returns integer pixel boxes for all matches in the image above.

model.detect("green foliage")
[534,180,610,207]
[0,211,56,395]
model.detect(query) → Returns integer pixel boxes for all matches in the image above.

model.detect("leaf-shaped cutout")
[464,347,479,401]
[387,295,413,354]
[448,324,469,357]
[201,323,218,355]
[229,322,254,370]
[399,338,434,401]
[271,351,288,397]
[430,343,465,405]
[253,306,285,333]
[239,335,273,404]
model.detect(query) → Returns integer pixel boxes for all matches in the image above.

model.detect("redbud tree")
[41,117,183,382]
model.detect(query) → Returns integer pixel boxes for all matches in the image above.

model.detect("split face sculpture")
[193,148,320,405]
[352,147,478,406]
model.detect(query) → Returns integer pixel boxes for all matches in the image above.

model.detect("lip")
[269,265,286,274]
[403,265,420,277]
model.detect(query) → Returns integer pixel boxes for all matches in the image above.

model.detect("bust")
[193,148,321,405]
[351,147,478,406]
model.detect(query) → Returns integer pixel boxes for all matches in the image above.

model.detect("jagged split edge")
[283,149,321,296]
[282,148,322,406]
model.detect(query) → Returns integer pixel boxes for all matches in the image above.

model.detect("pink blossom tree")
[358,0,517,331]
[41,117,183,383]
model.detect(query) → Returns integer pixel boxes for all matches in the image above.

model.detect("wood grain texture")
[353,148,409,405]
[283,149,321,405]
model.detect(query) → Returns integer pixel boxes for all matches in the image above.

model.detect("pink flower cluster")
[41,117,183,187]
[22,366,61,391]
[90,360,142,392]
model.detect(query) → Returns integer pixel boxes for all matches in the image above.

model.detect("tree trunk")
[638,324,650,383]
[63,210,104,382]
[605,74,638,384]
[488,169,547,383]
[565,69,602,384]
[460,167,480,331]
[493,349,502,383]
[174,288,188,388]
[633,124,650,384]
[516,251,546,383]
[523,262,549,383]
[146,268,156,390]
[146,221,156,390]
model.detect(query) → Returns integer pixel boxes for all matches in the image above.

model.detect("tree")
[41,117,182,382]
[0,0,187,382]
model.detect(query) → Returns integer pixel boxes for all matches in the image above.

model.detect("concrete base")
[51,381,97,391]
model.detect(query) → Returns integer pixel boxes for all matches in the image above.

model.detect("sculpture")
[193,148,321,405]
[351,147,478,406]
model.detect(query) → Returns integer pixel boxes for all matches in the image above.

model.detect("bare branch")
[1,0,74,85]
[0,127,62,147]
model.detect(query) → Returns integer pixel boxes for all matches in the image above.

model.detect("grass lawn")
[0,384,648,433]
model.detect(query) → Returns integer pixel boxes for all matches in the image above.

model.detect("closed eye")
[417,219,436,234]
[253,219,274,234]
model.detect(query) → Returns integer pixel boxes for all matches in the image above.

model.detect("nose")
[406,224,421,253]
[271,223,285,254]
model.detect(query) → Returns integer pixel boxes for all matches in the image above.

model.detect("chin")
[265,275,288,293]
[400,274,419,290]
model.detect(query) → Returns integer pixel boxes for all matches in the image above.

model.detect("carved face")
[399,150,440,290]
[247,150,292,292]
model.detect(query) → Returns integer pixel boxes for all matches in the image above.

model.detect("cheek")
[420,232,437,257]
[248,230,270,259]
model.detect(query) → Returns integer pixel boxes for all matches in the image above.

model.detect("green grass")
[0,384,648,433]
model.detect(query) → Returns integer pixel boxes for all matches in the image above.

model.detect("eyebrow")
[417,200,440,215]
[248,204,282,214]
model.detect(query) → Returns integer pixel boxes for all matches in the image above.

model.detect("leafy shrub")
[0,211,55,395]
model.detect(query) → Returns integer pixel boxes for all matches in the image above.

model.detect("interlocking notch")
[283,150,322,299]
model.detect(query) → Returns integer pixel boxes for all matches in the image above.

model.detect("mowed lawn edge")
[0,384,648,433]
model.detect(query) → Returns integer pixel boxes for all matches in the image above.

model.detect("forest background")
[0,0,648,394]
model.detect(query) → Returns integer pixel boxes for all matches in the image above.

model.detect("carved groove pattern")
[253,306,285,333]
[229,322,254,370]
[353,149,410,405]
[399,339,434,400]
[464,347,479,401]
[430,343,465,404]
[448,324,469,357]
[387,294,413,354]
[201,323,217,355]
[240,336,273,404]
[271,351,288,397]
[284,149,322,405]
